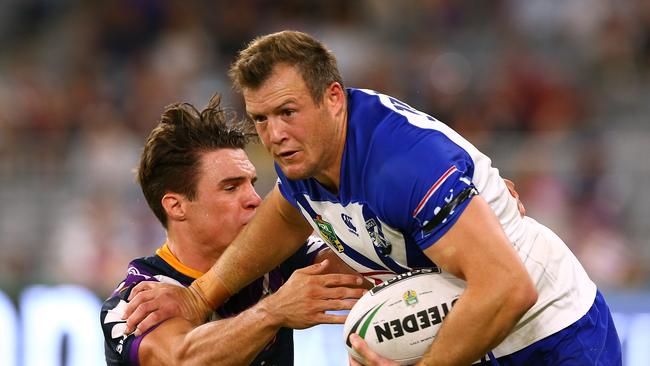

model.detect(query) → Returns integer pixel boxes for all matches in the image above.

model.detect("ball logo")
[403,290,418,306]
[374,298,458,343]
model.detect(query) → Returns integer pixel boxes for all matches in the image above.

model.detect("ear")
[161,192,187,222]
[325,81,346,115]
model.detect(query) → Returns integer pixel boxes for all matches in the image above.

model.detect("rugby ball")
[343,268,466,365]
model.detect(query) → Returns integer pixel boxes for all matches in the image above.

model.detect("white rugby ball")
[343,268,466,365]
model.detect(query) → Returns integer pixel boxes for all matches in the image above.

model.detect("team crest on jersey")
[365,218,392,255]
[403,290,418,306]
[315,215,344,252]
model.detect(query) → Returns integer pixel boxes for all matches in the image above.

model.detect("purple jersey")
[100,237,326,366]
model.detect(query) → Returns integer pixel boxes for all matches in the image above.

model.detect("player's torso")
[278,88,597,357]
[302,198,431,284]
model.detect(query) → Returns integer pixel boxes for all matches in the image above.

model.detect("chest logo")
[315,215,344,252]
[365,218,392,256]
[341,213,358,236]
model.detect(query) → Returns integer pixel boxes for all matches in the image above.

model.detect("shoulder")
[99,255,171,365]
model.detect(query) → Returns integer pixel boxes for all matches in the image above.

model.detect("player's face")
[184,148,261,254]
[243,63,345,184]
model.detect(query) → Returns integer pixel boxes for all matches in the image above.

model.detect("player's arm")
[416,194,537,366]
[124,186,315,335]
[138,261,365,366]
[138,313,275,366]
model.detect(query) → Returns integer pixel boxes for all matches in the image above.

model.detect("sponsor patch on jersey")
[365,218,392,255]
[315,215,344,252]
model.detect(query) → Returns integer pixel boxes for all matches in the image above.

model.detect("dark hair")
[137,94,254,228]
[229,30,344,104]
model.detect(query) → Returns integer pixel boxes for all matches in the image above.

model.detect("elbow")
[173,340,194,366]
[507,276,538,318]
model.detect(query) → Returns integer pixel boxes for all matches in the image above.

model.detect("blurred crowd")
[0,0,648,298]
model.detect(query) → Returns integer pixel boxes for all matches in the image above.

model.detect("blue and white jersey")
[276,88,597,358]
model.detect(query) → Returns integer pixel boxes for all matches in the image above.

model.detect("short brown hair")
[137,94,253,228]
[229,30,344,104]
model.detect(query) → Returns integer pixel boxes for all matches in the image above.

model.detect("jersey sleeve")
[100,263,161,365]
[274,168,301,210]
[370,119,477,251]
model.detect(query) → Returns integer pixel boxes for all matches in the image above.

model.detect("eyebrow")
[218,176,258,185]
[247,99,296,120]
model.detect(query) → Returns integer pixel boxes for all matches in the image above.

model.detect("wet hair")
[137,94,254,228]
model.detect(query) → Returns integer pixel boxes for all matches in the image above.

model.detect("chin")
[281,167,312,181]
[280,165,311,180]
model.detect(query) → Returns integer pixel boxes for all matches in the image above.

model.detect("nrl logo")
[315,215,344,252]
[403,289,418,306]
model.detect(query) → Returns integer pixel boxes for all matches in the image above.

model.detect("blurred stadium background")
[0,0,648,365]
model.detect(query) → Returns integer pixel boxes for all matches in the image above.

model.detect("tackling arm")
[416,195,537,366]
[138,260,366,366]
[124,186,316,335]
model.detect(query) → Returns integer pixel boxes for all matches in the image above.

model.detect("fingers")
[124,297,158,335]
[350,333,397,366]
[319,273,365,287]
[517,200,526,216]
[299,259,330,275]
[131,311,164,337]
[349,354,364,366]
[350,334,372,361]
[319,286,366,300]
[504,178,526,217]
[123,288,155,321]
[128,281,154,301]
[315,312,348,324]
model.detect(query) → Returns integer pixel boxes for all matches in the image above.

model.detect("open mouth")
[278,151,298,159]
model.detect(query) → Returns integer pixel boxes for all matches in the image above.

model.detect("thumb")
[301,258,330,275]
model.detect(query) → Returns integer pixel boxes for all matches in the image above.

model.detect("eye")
[250,115,267,124]
[224,185,237,191]
[282,109,295,117]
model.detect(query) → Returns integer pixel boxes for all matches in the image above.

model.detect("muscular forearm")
[417,282,535,366]
[178,306,281,365]
[140,303,283,366]
[419,196,537,365]
[212,187,312,296]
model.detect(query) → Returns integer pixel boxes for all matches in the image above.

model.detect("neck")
[164,232,221,274]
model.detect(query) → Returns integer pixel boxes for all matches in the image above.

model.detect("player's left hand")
[348,333,399,366]
[122,281,209,336]
[504,178,526,217]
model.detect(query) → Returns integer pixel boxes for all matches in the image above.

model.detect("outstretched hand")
[260,259,367,329]
[122,281,211,336]
[348,333,400,366]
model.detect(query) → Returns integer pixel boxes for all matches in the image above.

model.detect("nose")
[243,184,262,209]
[265,116,287,145]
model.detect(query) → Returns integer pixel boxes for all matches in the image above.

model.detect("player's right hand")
[122,281,211,336]
[260,259,366,329]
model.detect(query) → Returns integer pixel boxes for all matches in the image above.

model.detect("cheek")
[255,125,271,147]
